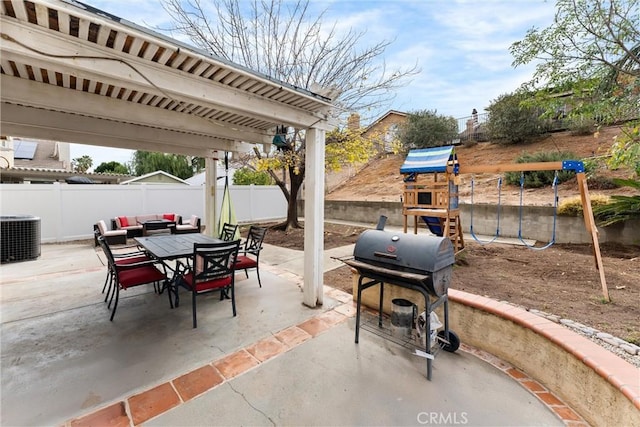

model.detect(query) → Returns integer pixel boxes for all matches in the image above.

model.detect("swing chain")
[517,170,559,250]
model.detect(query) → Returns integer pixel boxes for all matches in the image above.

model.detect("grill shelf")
[358,310,445,357]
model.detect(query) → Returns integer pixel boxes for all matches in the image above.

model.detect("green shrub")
[398,109,459,149]
[558,194,610,216]
[593,179,640,226]
[486,92,548,145]
[587,175,620,190]
[505,151,578,188]
[567,117,597,136]
[233,167,273,185]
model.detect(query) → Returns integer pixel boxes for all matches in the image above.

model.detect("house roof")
[185,166,236,185]
[12,139,67,169]
[1,0,335,157]
[120,170,189,185]
[0,166,130,183]
[364,110,407,132]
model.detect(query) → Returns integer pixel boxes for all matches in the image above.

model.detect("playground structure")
[400,146,610,301]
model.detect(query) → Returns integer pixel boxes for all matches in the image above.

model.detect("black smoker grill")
[342,217,459,380]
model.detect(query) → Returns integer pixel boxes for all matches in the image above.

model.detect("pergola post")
[204,155,218,238]
[303,127,325,307]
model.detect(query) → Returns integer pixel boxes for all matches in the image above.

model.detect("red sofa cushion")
[118,216,129,227]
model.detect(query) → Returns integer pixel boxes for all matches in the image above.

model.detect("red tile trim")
[128,382,181,425]
[461,343,589,426]
[69,402,129,427]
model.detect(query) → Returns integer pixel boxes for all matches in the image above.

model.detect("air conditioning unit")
[1,215,41,263]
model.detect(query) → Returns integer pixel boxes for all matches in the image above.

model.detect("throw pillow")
[163,213,175,221]
[118,216,129,227]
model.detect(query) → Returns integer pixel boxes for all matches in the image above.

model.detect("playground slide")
[421,216,443,236]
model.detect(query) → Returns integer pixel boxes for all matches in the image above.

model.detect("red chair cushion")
[117,265,165,289]
[234,256,257,270]
[118,216,129,227]
[115,255,149,266]
[163,213,175,221]
[181,273,232,292]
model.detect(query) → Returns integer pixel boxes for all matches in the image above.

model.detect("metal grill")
[343,216,459,380]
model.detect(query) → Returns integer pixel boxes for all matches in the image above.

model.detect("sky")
[70,0,557,170]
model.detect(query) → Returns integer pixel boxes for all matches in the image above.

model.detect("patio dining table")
[134,233,226,300]
[134,233,223,261]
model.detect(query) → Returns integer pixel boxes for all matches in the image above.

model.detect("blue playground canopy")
[400,146,457,174]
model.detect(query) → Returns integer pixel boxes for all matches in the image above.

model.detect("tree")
[511,0,639,226]
[71,155,92,173]
[593,120,640,226]
[94,161,130,175]
[607,120,640,176]
[510,0,640,122]
[162,0,417,229]
[233,167,273,185]
[397,110,458,150]
[131,151,199,179]
[486,93,548,144]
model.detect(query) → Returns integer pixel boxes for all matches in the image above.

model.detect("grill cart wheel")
[438,330,460,352]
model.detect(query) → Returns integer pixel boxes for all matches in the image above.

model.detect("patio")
[0,239,572,426]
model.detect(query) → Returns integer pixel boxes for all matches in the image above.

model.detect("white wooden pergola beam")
[1,103,247,156]
[1,76,271,145]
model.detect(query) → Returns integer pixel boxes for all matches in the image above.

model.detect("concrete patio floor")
[0,236,569,426]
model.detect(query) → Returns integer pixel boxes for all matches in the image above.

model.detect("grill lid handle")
[374,251,397,260]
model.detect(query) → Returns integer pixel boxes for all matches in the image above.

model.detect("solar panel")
[13,141,38,160]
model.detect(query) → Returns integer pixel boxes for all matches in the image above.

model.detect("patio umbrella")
[65,176,95,184]
[218,152,240,240]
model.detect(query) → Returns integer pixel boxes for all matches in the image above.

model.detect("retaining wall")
[311,200,640,245]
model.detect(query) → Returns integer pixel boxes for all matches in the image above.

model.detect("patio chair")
[219,222,238,241]
[97,236,169,321]
[171,240,241,328]
[173,215,201,234]
[233,225,267,287]
[95,229,151,299]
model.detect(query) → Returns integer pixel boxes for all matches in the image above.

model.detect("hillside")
[326,125,637,206]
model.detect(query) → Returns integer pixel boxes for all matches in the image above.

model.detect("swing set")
[400,146,610,301]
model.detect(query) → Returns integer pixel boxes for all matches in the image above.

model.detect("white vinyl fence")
[0,183,287,243]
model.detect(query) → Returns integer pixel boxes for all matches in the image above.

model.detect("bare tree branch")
[160,0,418,228]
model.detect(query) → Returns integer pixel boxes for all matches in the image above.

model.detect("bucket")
[390,298,415,338]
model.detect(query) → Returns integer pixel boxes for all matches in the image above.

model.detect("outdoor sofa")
[172,215,202,234]
[94,220,127,246]
[111,213,182,238]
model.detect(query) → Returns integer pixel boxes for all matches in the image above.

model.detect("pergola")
[1,0,336,307]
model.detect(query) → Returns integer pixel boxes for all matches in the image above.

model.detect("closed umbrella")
[218,152,239,240]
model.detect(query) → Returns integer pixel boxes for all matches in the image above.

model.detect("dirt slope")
[326,125,636,206]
